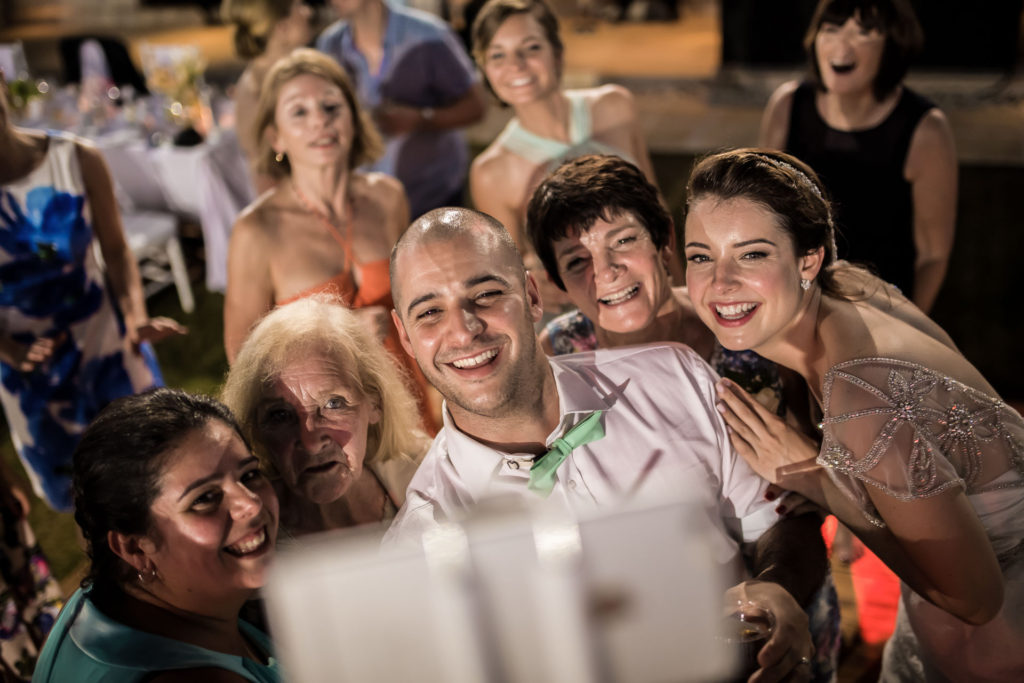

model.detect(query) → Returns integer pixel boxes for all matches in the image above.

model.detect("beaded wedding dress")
[819,357,1024,681]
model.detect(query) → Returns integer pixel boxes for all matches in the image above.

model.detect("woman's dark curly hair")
[72,388,249,597]
[527,154,672,291]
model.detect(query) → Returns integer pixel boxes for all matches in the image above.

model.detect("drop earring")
[800,278,812,291]
[275,151,285,163]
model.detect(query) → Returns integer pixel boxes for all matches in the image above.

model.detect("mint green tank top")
[495,90,635,168]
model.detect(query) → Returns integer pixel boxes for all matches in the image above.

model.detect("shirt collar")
[338,1,399,52]
[441,356,612,494]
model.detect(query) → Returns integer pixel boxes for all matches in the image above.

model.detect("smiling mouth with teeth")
[715,302,758,321]
[224,526,268,557]
[451,348,498,369]
[599,285,639,305]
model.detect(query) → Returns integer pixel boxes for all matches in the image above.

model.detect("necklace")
[291,182,356,260]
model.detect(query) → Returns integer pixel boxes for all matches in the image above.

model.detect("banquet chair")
[96,211,196,314]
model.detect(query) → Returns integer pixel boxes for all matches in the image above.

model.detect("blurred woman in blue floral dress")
[0,76,184,513]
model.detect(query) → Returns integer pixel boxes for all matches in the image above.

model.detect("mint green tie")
[528,410,605,496]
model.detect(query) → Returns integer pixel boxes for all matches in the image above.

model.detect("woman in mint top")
[33,389,281,682]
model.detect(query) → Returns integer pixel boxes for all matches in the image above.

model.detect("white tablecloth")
[96,128,254,293]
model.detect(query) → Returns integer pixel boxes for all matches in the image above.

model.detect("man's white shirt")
[384,343,780,571]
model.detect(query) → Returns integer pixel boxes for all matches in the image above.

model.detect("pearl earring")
[800,279,812,291]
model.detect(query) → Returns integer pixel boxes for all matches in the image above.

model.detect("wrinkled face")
[683,196,820,352]
[814,14,885,96]
[393,229,546,421]
[255,352,381,504]
[144,420,279,611]
[482,13,560,106]
[271,73,353,170]
[278,0,314,50]
[553,211,674,335]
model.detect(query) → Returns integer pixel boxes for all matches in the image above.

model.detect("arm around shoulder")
[758,80,799,149]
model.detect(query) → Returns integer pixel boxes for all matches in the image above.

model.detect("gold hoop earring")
[275,151,285,163]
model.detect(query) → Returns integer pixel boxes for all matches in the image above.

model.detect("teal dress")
[32,588,280,682]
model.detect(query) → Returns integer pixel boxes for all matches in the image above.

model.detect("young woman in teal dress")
[33,389,281,682]
[685,148,1023,682]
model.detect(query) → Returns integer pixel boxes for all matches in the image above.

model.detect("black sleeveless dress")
[784,82,935,299]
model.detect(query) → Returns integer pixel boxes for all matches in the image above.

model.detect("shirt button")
[507,460,520,470]
[568,480,577,489]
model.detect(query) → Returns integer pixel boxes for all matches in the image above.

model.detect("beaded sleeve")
[817,358,1024,526]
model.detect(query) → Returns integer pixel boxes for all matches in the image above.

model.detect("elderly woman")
[685,148,1023,681]
[526,153,839,681]
[222,0,314,192]
[224,48,437,431]
[222,298,429,536]
[469,0,677,308]
[33,388,280,682]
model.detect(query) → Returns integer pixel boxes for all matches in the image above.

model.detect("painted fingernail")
[775,505,787,515]
[764,490,777,502]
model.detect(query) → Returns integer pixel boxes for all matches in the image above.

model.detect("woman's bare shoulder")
[758,80,801,148]
[232,186,290,237]
[354,170,405,201]
[471,136,520,175]
[471,140,531,196]
[586,83,636,109]
[590,84,641,127]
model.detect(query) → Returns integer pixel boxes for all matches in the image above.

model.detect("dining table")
[16,86,255,294]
